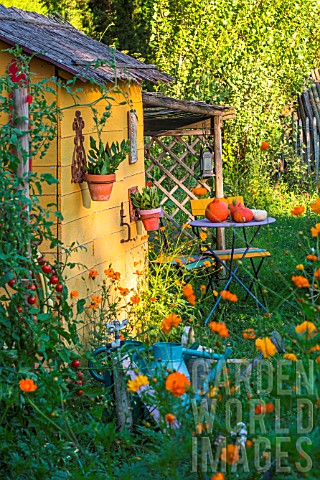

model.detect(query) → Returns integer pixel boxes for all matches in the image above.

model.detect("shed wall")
[0,43,147,300]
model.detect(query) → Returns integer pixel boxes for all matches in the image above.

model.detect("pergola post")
[214,115,225,250]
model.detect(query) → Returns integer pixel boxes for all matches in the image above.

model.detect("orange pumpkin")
[192,185,208,197]
[231,205,253,223]
[205,199,229,222]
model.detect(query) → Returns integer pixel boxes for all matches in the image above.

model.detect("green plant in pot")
[132,185,162,231]
[84,136,130,201]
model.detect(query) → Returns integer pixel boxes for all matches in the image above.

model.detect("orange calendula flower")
[306,254,318,261]
[203,260,213,267]
[220,444,240,464]
[211,474,224,480]
[311,223,320,237]
[127,375,149,393]
[255,403,274,415]
[310,344,320,352]
[165,371,191,397]
[200,231,208,241]
[130,295,140,305]
[243,328,256,340]
[89,269,99,279]
[92,295,102,304]
[296,321,317,338]
[104,267,114,278]
[221,290,238,302]
[314,268,320,280]
[209,321,229,338]
[291,206,305,216]
[150,297,157,302]
[118,287,130,296]
[183,283,194,297]
[284,353,297,361]
[292,276,310,288]
[255,337,277,358]
[296,264,304,271]
[70,290,79,298]
[19,379,37,392]
[311,198,320,214]
[165,413,175,424]
[161,313,182,334]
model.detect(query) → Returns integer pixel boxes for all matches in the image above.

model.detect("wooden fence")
[294,69,320,179]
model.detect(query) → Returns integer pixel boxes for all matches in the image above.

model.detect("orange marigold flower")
[311,198,320,214]
[200,231,208,241]
[310,344,320,352]
[130,295,140,305]
[209,321,229,338]
[127,375,149,393]
[183,283,194,298]
[92,295,101,304]
[291,206,305,216]
[165,371,191,397]
[104,267,114,278]
[220,444,240,465]
[89,269,99,278]
[211,474,225,480]
[165,413,176,424]
[243,328,256,340]
[314,268,320,280]
[187,294,196,305]
[255,402,274,414]
[203,260,213,267]
[311,223,320,237]
[200,285,206,293]
[296,264,304,271]
[161,313,182,334]
[307,254,318,261]
[150,297,157,303]
[182,223,192,229]
[221,290,238,302]
[113,271,121,280]
[296,321,317,338]
[213,290,218,297]
[284,353,297,361]
[292,276,310,288]
[70,290,79,298]
[19,379,37,392]
[260,142,270,151]
[88,303,99,309]
[255,337,277,358]
[118,287,130,296]
[134,269,144,275]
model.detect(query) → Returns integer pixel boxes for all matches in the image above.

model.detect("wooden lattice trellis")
[143,92,235,247]
[145,132,214,238]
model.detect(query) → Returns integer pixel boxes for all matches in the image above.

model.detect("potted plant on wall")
[84,136,130,201]
[132,185,162,231]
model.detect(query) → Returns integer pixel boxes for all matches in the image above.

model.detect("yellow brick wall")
[0,42,148,301]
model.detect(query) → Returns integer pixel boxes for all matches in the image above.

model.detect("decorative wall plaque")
[71,110,86,183]
[128,110,138,164]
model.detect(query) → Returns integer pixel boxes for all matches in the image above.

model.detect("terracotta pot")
[84,173,116,201]
[139,207,162,231]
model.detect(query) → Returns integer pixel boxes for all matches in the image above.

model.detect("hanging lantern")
[200,146,214,178]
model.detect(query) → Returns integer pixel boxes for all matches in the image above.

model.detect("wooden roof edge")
[142,91,235,117]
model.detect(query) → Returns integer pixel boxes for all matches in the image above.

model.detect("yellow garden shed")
[0,5,172,298]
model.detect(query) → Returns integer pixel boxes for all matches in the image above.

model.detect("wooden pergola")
[143,92,235,247]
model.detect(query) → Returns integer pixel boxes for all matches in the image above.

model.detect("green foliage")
[131,185,160,210]
[85,136,130,175]
[150,0,320,202]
